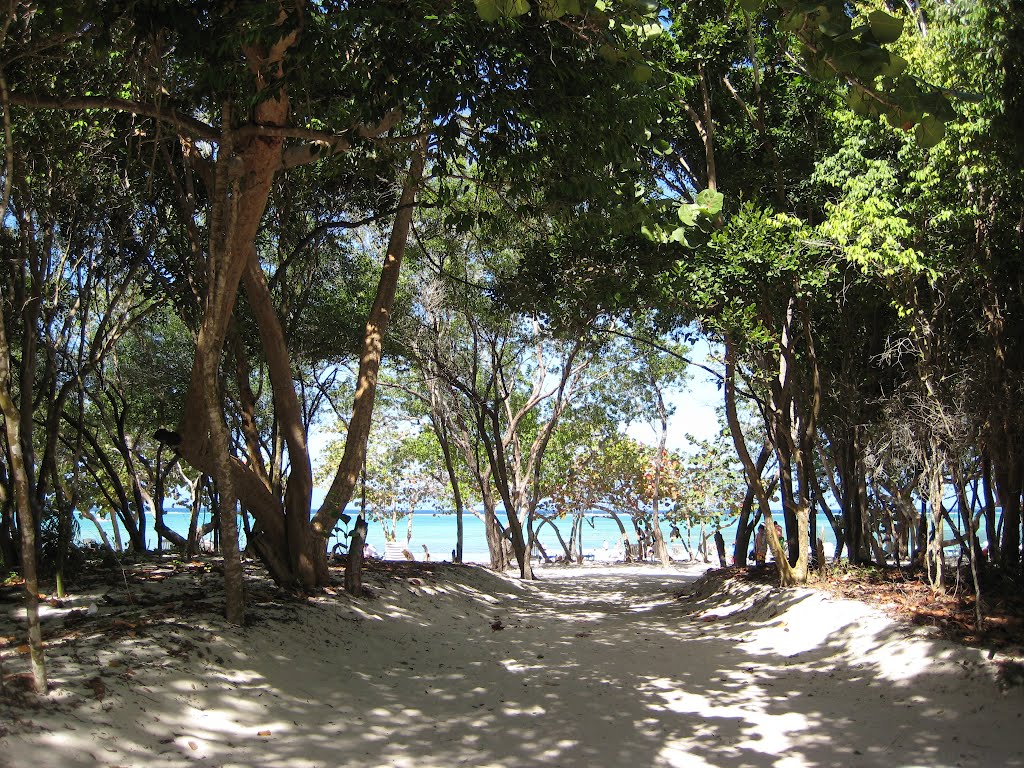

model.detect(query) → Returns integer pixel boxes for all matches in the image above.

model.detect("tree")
[2,1,682,607]
[567,434,667,561]
[612,336,690,564]
[811,0,1024,581]
[673,432,746,561]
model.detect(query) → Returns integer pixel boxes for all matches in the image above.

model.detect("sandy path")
[1,561,1021,768]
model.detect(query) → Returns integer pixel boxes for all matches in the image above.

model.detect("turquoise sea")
[77,507,852,564]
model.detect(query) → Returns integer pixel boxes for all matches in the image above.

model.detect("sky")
[310,337,728,507]
[626,336,725,453]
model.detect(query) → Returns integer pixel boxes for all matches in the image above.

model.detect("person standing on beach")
[754,524,767,566]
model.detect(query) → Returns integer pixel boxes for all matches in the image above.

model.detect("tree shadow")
[1,561,1021,767]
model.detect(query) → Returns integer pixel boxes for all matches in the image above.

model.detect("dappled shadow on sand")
[1,560,1022,768]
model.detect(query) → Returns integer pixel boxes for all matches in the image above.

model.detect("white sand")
[0,560,1021,768]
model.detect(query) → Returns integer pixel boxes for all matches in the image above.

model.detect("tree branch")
[597,325,765,407]
[279,108,405,170]
[721,74,757,125]
[6,92,219,140]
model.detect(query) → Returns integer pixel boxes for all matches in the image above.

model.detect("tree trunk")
[242,253,318,585]
[153,451,188,549]
[815,441,848,557]
[431,411,464,563]
[0,293,46,693]
[650,380,672,566]
[186,110,251,622]
[51,463,73,598]
[995,462,1022,571]
[175,28,308,591]
[724,336,795,583]
[981,451,999,563]
[607,512,633,561]
[856,441,875,564]
[0,75,45,687]
[785,307,821,584]
[230,328,273,491]
[776,439,798,564]
[316,135,429,587]
[0,470,17,566]
[714,530,727,567]
[567,514,581,561]
[915,497,928,566]
[733,445,770,566]
[112,398,150,552]
[838,426,869,564]
[477,395,533,578]
[81,510,116,554]
[344,516,368,596]
[186,474,206,557]
[539,514,571,560]
[925,441,945,591]
[507,505,533,579]
[62,412,143,549]
[200,330,246,622]
[482,497,510,570]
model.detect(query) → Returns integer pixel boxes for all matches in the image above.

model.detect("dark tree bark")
[0,62,44,692]
[344,516,368,596]
[0,278,46,692]
[981,451,999,563]
[732,445,771,566]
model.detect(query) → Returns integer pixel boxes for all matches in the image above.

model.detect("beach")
[1,559,1021,767]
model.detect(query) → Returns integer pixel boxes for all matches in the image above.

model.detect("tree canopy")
[0,0,1022,694]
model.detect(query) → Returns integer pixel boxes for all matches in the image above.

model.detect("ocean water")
[77,508,848,564]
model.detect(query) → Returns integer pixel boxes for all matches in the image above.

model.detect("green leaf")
[832,23,869,43]
[635,22,663,39]
[920,91,957,121]
[539,0,565,19]
[696,189,724,215]
[632,65,653,83]
[819,19,850,37]
[474,0,501,21]
[868,10,904,44]
[669,227,691,246]
[641,224,664,242]
[846,88,874,116]
[879,52,908,78]
[914,115,946,148]
[883,105,921,131]
[505,0,531,17]
[738,0,764,13]
[599,44,626,63]
[677,203,700,226]
[476,0,530,19]
[801,52,834,81]
[780,11,804,33]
